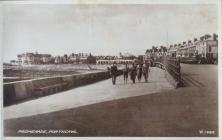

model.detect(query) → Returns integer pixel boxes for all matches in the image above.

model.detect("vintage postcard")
[0,0,221,139]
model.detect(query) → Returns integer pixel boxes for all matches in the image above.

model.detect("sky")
[2,4,218,62]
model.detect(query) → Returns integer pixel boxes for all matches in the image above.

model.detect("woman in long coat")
[137,64,143,82]
[130,63,137,84]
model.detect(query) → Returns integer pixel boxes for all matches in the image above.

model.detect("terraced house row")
[145,33,218,64]
[168,33,218,63]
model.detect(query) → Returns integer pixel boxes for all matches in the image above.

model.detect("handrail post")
[177,58,182,87]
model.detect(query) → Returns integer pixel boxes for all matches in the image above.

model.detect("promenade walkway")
[4,67,173,120]
[4,65,218,136]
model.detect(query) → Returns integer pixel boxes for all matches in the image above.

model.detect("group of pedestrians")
[109,62,150,85]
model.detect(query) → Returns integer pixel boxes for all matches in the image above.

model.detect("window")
[209,46,211,52]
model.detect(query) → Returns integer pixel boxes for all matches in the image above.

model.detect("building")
[196,34,218,59]
[96,59,134,65]
[17,52,52,64]
[13,52,92,65]
[96,55,118,64]
[42,54,52,64]
[167,44,178,57]
[146,33,218,63]
[145,46,167,61]
[54,53,90,64]
[96,53,135,65]
[54,56,62,64]
[176,34,218,61]
[78,53,88,64]
[68,53,79,64]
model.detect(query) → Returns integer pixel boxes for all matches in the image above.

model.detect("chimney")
[188,40,192,44]
[204,34,211,40]
[213,33,218,40]
[194,38,198,42]
[200,36,204,41]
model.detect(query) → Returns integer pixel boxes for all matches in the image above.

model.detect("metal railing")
[164,57,181,82]
[155,57,182,87]
[154,62,165,70]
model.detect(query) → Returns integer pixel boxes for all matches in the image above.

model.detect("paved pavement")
[4,64,218,136]
[4,67,173,120]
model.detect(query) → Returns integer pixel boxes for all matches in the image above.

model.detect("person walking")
[143,61,150,83]
[137,64,143,82]
[130,63,137,84]
[110,62,118,85]
[123,63,129,83]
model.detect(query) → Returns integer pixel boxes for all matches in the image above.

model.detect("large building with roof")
[17,52,52,64]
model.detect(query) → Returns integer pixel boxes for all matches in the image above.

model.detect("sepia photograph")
[1,0,220,138]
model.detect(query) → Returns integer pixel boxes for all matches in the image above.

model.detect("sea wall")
[4,70,122,106]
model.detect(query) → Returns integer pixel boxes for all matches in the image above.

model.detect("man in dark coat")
[123,63,129,83]
[110,62,118,85]
[137,64,143,82]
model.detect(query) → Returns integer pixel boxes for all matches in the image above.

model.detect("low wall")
[3,77,31,83]
[4,70,123,106]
